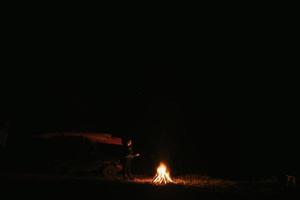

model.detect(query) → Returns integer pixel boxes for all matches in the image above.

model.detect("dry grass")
[133,174,236,189]
[174,175,236,188]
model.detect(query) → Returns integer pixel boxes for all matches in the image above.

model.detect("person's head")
[127,139,132,147]
[123,138,133,147]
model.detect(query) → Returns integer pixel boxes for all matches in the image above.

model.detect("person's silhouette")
[122,139,140,180]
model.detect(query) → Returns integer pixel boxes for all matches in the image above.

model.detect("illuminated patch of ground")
[133,175,236,189]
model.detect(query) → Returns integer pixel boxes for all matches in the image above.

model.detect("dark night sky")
[1,19,299,176]
[1,68,299,176]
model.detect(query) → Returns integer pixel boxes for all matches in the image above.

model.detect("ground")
[0,173,299,199]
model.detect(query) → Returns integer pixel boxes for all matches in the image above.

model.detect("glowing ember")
[152,163,173,184]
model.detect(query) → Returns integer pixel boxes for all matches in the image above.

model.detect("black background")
[1,19,299,178]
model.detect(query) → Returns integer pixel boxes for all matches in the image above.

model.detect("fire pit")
[152,162,173,184]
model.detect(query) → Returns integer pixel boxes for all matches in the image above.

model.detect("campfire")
[152,162,173,184]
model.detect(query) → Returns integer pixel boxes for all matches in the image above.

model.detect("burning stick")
[153,163,173,184]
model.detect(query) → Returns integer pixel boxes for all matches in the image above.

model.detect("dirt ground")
[0,174,299,200]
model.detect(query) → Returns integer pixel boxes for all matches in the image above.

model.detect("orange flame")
[153,163,173,184]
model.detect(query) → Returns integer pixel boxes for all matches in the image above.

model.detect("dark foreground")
[0,174,299,200]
